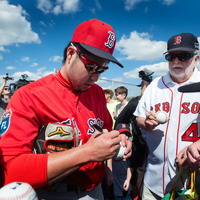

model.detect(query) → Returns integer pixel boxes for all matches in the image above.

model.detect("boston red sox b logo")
[174,36,181,45]
[105,31,115,49]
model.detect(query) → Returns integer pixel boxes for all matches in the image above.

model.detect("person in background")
[113,86,128,120]
[114,70,153,129]
[102,88,119,200]
[0,74,11,118]
[104,88,118,129]
[134,33,200,200]
[0,19,132,200]
[112,123,133,200]
[114,70,153,200]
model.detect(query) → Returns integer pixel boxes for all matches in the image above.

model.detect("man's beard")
[170,64,194,81]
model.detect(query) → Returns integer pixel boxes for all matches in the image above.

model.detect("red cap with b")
[71,19,123,68]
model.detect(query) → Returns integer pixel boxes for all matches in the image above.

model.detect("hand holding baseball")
[143,107,169,130]
[156,111,169,124]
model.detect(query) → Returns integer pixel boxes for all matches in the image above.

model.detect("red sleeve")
[0,88,41,155]
[1,154,48,189]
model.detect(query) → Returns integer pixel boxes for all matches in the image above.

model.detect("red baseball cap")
[71,19,123,68]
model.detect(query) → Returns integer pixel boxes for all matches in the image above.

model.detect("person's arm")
[123,166,133,191]
[113,104,118,120]
[186,140,200,171]
[47,129,122,184]
[47,127,132,185]
[3,128,122,188]
[176,146,189,169]
[0,76,7,98]
[106,158,114,186]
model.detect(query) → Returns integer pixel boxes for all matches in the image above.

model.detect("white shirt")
[134,68,200,197]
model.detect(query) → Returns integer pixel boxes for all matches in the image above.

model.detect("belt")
[67,184,86,194]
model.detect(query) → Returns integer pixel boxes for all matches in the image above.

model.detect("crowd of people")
[0,18,200,200]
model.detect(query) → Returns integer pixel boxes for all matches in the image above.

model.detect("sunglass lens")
[165,54,174,61]
[180,53,194,61]
[165,53,194,61]
[86,64,105,74]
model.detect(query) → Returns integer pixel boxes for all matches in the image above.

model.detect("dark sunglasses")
[4,87,10,90]
[71,43,109,74]
[165,52,195,62]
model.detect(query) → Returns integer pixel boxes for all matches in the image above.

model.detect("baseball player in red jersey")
[134,33,200,199]
[0,19,132,200]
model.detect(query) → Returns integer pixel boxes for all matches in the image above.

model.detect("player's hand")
[186,140,200,171]
[120,134,132,159]
[144,111,159,131]
[84,129,121,162]
[176,146,189,169]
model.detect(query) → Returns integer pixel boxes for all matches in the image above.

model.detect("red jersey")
[0,70,112,190]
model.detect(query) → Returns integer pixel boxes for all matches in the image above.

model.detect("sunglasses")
[165,52,195,62]
[71,43,108,74]
[4,87,10,91]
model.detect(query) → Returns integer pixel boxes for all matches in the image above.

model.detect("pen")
[93,124,103,133]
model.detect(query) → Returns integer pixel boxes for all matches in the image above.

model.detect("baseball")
[0,182,38,200]
[156,111,168,124]
[114,142,126,160]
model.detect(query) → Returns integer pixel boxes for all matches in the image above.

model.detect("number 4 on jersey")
[182,123,200,142]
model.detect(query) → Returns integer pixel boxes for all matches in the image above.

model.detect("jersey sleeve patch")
[0,109,12,135]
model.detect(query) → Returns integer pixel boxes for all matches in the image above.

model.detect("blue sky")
[0,0,200,97]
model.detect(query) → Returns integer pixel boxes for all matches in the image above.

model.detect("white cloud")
[124,0,149,10]
[30,62,38,67]
[36,67,55,77]
[37,0,80,15]
[37,0,53,14]
[21,56,30,62]
[8,69,53,82]
[95,0,101,10]
[39,21,47,27]
[6,66,16,70]
[49,55,62,62]
[123,62,168,78]
[0,46,9,52]
[116,31,166,61]
[124,0,175,10]
[0,0,41,46]
[162,0,175,6]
